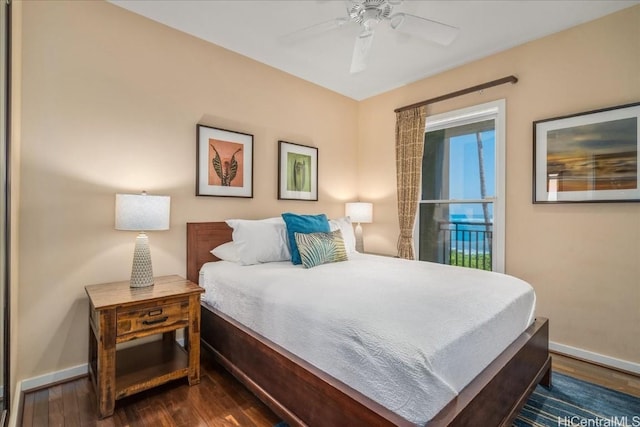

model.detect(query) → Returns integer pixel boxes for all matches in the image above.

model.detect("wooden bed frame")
[187,222,551,427]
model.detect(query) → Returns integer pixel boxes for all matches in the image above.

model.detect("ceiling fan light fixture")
[349,0,392,25]
[363,9,382,29]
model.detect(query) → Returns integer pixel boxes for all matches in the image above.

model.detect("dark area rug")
[274,372,640,426]
[514,372,640,426]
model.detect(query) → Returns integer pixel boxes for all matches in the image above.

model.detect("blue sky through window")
[448,130,495,219]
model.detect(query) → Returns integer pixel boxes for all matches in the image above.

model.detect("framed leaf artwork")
[196,124,253,198]
[278,141,318,201]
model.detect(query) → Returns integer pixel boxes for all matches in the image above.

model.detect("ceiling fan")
[282,0,459,74]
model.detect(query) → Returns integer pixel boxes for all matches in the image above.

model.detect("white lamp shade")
[345,202,373,224]
[115,193,170,231]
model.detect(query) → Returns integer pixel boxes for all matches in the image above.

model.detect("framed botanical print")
[533,102,640,203]
[196,124,253,198]
[278,141,318,201]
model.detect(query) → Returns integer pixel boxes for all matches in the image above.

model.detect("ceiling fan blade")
[350,30,374,74]
[279,17,350,45]
[389,13,459,46]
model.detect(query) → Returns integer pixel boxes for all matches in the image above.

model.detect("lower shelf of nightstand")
[115,340,189,400]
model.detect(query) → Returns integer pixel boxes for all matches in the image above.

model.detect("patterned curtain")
[395,106,427,260]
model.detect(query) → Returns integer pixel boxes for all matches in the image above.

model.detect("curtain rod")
[394,75,518,113]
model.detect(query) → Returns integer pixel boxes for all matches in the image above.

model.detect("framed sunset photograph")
[196,124,253,197]
[533,102,640,203]
[278,141,318,201]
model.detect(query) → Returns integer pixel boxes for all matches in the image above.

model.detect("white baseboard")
[19,338,187,392]
[550,341,640,375]
[20,363,88,392]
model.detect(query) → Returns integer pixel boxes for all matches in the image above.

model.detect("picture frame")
[533,102,640,203]
[278,141,318,201]
[196,124,253,198]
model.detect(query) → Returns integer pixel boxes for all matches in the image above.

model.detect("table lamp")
[345,202,373,253]
[115,192,170,287]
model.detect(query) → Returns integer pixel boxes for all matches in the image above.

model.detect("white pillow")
[329,216,356,254]
[260,217,285,224]
[210,241,241,263]
[225,218,291,265]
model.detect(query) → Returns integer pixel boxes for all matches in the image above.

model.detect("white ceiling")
[110,0,639,101]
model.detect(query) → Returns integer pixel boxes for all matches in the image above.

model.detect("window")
[415,100,505,272]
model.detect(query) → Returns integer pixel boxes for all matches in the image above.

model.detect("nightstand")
[85,275,204,418]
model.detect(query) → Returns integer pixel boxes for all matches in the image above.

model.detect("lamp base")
[130,232,155,288]
[354,222,364,253]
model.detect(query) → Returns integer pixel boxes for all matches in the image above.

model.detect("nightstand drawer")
[117,300,188,337]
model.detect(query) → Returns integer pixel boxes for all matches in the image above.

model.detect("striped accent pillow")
[294,230,348,269]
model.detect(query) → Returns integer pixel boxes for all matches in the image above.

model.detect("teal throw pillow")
[281,213,330,265]
[295,230,348,269]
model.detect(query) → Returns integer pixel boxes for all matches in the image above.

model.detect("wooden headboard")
[186,222,233,283]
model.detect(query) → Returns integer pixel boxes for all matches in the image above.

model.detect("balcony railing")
[438,220,493,271]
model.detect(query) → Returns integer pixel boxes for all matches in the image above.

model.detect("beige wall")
[358,6,640,364]
[16,0,358,383]
[12,0,640,398]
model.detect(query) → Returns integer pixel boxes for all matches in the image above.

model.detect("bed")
[186,221,551,427]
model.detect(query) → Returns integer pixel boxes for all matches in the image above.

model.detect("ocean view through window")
[416,100,505,272]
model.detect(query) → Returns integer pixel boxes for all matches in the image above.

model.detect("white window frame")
[414,99,506,273]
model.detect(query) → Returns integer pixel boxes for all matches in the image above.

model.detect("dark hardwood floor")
[21,350,639,426]
[21,349,280,427]
[551,352,640,397]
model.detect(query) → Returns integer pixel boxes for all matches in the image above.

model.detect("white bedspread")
[199,253,536,425]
